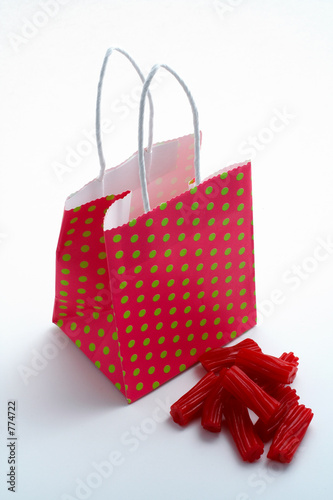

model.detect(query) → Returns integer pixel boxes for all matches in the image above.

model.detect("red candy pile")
[170,338,313,463]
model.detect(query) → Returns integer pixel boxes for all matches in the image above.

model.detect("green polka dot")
[209,233,216,241]
[237,203,244,211]
[240,302,247,309]
[239,247,245,255]
[115,250,123,259]
[225,248,231,256]
[67,229,75,235]
[168,293,175,301]
[146,218,153,227]
[152,280,159,287]
[135,280,143,288]
[98,329,105,337]
[195,249,202,257]
[78,276,87,283]
[163,234,170,242]
[173,335,179,342]
[190,348,197,356]
[70,217,78,224]
[132,250,140,259]
[213,304,220,311]
[64,240,72,247]
[190,186,197,194]
[128,339,135,348]
[205,185,213,195]
[150,265,158,273]
[161,218,169,226]
[112,332,118,340]
[92,312,99,319]
[57,319,64,327]
[193,233,201,242]
[133,368,140,376]
[181,263,189,272]
[129,219,136,227]
[154,308,161,316]
[224,233,230,241]
[97,268,106,275]
[197,277,204,285]
[196,263,203,271]
[177,217,184,226]
[113,234,121,242]
[208,218,215,226]
[178,233,186,241]
[240,288,247,295]
[197,291,205,299]
[148,366,155,375]
[85,218,93,224]
[169,307,176,315]
[230,331,237,339]
[77,288,86,294]
[223,218,230,226]
[143,338,150,346]
[146,352,152,360]
[166,264,173,273]
[191,202,199,210]
[62,254,71,262]
[228,317,235,324]
[216,331,223,340]
[211,276,218,285]
[221,187,229,195]
[211,262,218,270]
[126,325,133,334]
[187,334,194,341]
[237,218,244,226]
[239,275,246,282]
[226,289,233,297]
[225,262,232,270]
[202,332,209,340]
[238,233,245,241]
[99,252,106,259]
[60,280,68,286]
[75,340,81,348]
[237,188,244,196]
[179,364,186,372]
[89,343,96,352]
[227,303,233,310]
[207,202,214,211]
[134,265,142,274]
[152,381,160,389]
[109,364,115,373]
[175,349,182,357]
[121,296,129,304]
[147,234,155,243]
[164,365,171,374]
[59,291,68,297]
[222,203,229,211]
[220,172,228,179]
[236,172,244,180]
[176,202,183,210]
[153,294,160,302]
[165,249,172,257]
[225,276,232,283]
[138,309,146,317]
[160,202,167,210]
[180,248,187,256]
[131,354,138,362]
[192,218,200,226]
[131,234,139,243]
[124,310,131,318]
[186,320,192,327]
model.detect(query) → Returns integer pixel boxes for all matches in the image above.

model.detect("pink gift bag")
[53,49,256,403]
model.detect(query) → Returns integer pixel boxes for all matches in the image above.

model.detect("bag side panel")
[53,192,129,395]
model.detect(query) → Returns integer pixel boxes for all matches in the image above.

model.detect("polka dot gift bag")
[53,49,256,403]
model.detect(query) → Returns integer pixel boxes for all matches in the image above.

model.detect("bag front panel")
[104,162,256,402]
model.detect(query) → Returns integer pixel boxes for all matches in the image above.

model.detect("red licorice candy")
[221,365,280,424]
[235,349,298,384]
[170,371,218,426]
[170,338,313,465]
[223,395,264,462]
[201,369,228,433]
[267,404,314,463]
[254,385,300,442]
[199,338,262,373]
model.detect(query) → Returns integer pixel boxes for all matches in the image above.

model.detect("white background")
[1,1,333,499]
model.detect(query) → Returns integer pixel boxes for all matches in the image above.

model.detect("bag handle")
[138,64,200,213]
[96,47,154,182]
